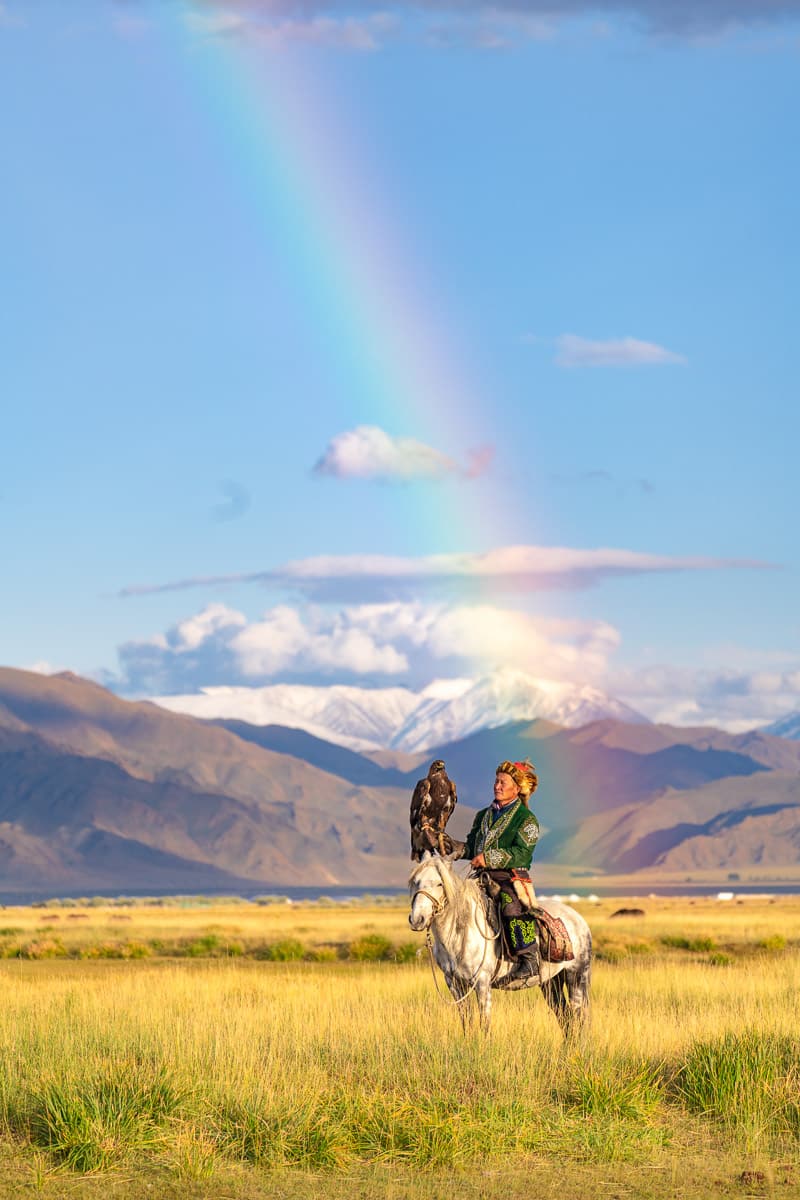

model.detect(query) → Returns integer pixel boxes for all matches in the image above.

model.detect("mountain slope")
[0,669,422,890]
[555,773,800,872]
[399,718,773,836]
[210,720,409,788]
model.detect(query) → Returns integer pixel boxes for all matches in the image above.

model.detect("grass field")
[0,893,797,1198]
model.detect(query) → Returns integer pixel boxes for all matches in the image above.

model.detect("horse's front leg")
[446,973,471,1033]
[475,976,492,1033]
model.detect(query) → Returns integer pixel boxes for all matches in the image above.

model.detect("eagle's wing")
[410,778,430,828]
[438,777,457,828]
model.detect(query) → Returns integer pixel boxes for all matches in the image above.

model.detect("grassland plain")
[0,896,796,1199]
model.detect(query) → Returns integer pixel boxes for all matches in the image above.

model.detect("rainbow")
[159,6,515,557]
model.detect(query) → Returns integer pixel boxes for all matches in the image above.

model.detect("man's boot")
[495,941,539,990]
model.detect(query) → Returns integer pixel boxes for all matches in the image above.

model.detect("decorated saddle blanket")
[528,907,575,964]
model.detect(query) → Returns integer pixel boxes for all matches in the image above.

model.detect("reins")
[413,872,500,1007]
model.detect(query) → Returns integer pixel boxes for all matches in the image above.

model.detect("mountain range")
[153,668,647,753]
[0,666,798,895]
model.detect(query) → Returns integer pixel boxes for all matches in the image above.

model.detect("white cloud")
[183,6,395,50]
[313,425,466,482]
[611,664,800,732]
[173,603,247,651]
[425,9,558,48]
[183,11,249,36]
[111,602,800,734]
[266,14,395,50]
[174,0,800,45]
[113,600,620,694]
[121,542,771,600]
[556,334,687,368]
[230,606,408,677]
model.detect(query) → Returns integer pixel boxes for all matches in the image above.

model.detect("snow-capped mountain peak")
[763,710,800,740]
[390,668,647,753]
[153,669,647,753]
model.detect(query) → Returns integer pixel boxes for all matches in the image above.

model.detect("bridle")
[411,881,447,923]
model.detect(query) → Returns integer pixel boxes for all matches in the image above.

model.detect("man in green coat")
[462,759,540,989]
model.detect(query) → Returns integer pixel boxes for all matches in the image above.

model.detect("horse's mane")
[409,855,486,927]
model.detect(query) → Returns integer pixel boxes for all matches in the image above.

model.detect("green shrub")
[17,940,68,960]
[185,934,221,957]
[393,942,419,963]
[661,935,716,952]
[758,934,787,952]
[308,945,340,962]
[263,939,305,962]
[348,934,393,962]
[124,941,152,959]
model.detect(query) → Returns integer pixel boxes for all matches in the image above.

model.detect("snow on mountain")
[153,668,647,753]
[392,668,648,753]
[763,711,800,740]
[154,683,421,752]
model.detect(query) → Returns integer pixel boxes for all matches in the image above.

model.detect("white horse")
[408,852,592,1033]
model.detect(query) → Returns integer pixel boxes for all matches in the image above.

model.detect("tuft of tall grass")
[19,1063,184,1171]
[675,1030,800,1147]
[558,1053,664,1120]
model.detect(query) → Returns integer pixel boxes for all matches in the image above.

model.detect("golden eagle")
[410,758,458,860]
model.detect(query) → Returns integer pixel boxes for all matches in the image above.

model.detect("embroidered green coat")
[463,798,540,871]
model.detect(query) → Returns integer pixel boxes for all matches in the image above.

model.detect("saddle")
[480,872,575,964]
[528,906,575,964]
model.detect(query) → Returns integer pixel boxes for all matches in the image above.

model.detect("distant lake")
[1,882,798,905]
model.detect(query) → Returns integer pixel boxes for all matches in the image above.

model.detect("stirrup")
[495,954,539,991]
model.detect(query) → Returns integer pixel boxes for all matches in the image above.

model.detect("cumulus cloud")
[611,664,800,732]
[312,425,490,482]
[120,543,772,602]
[112,600,620,694]
[556,334,687,368]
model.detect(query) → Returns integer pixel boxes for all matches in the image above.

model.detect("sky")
[1,0,798,731]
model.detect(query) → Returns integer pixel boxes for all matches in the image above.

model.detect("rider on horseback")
[461,760,540,990]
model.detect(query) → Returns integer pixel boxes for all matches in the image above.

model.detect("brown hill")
[556,773,800,872]
[1,666,798,891]
[400,718,776,833]
[0,669,420,892]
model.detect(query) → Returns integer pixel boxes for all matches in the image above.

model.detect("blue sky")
[1,0,798,729]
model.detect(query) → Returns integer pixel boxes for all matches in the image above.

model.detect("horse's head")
[408,852,449,931]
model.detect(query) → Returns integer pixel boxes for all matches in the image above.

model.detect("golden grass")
[0,896,796,1198]
[3,891,798,956]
